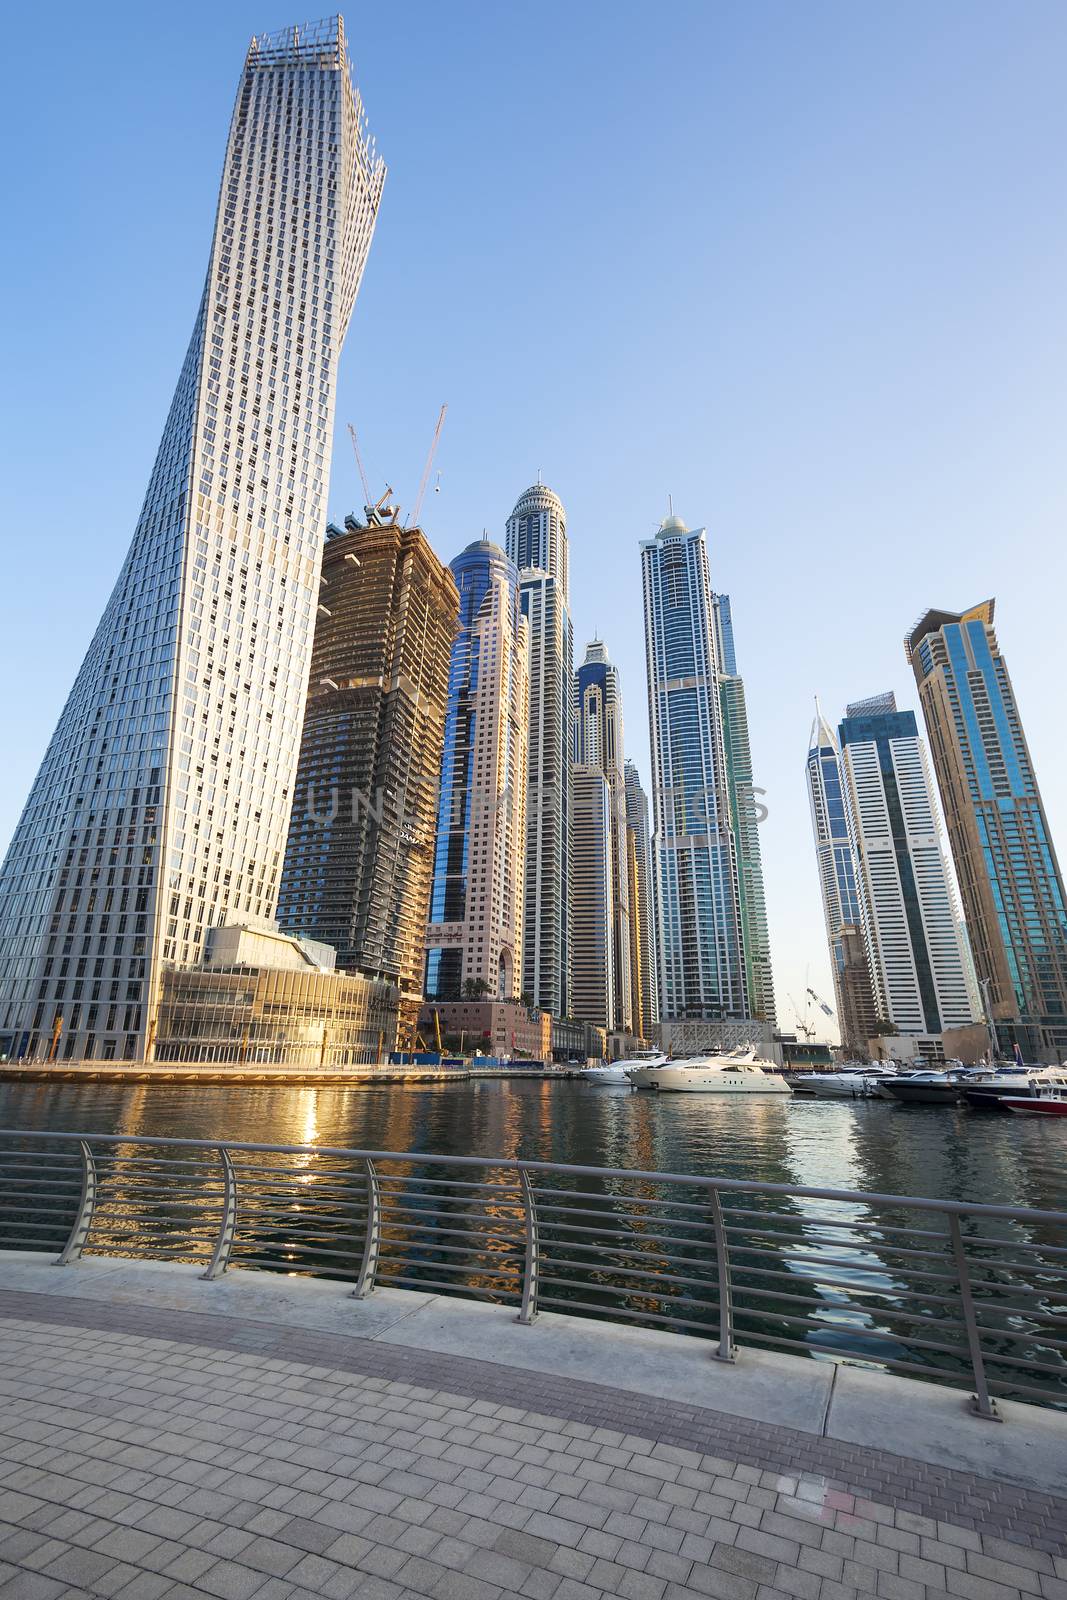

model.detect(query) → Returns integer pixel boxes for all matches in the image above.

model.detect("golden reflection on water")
[3,1077,1067,1396]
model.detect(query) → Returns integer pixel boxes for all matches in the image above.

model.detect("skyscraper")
[906,602,1067,1060]
[838,693,976,1048]
[624,760,658,1042]
[570,767,614,1030]
[805,707,878,1054]
[713,596,777,1025]
[277,509,458,1021]
[506,481,569,604]
[0,19,384,1062]
[574,640,632,1033]
[424,540,528,1003]
[641,513,759,1025]
[506,485,572,1019]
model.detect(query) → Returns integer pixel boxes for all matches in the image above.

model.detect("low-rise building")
[153,922,398,1067]
[418,999,550,1062]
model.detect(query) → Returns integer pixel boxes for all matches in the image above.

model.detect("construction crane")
[806,987,835,1019]
[789,996,817,1043]
[347,422,371,509]
[409,403,447,529]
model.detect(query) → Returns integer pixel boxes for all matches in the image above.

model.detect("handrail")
[2,1129,1065,1222]
[2,1127,1066,1416]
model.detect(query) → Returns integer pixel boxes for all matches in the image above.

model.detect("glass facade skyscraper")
[806,707,878,1052]
[838,693,976,1044]
[424,540,528,1003]
[624,760,658,1041]
[506,485,573,1019]
[570,766,614,1030]
[575,640,632,1033]
[641,513,758,1023]
[712,596,776,1025]
[907,602,1067,1059]
[506,482,569,606]
[0,19,384,1062]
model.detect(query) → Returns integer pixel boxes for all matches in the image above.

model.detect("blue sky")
[2,1,1065,1040]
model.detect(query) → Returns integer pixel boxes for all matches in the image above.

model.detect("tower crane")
[806,987,835,1019]
[409,404,447,529]
[347,422,372,510]
[789,996,817,1042]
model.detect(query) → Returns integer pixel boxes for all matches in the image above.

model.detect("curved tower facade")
[424,541,528,1003]
[0,18,385,1062]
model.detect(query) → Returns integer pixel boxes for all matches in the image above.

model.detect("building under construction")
[277,505,459,1044]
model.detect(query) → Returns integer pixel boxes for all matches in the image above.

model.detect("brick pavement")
[0,1289,1064,1600]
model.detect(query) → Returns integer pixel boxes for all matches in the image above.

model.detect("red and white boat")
[1003,1088,1067,1117]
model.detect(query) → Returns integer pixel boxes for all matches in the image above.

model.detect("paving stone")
[0,1294,1059,1600]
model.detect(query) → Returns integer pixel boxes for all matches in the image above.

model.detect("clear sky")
[2,1,1065,1042]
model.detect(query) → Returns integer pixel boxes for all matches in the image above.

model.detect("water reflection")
[2,1079,1065,1402]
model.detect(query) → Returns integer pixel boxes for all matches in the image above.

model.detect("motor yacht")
[577,1054,665,1085]
[628,1047,791,1094]
[881,1068,971,1106]
[1003,1087,1067,1117]
[791,1065,898,1100]
[961,1065,1067,1110]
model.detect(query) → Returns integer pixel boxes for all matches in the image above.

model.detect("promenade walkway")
[1,1255,1065,1600]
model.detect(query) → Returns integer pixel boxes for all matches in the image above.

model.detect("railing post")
[948,1213,999,1420]
[517,1168,539,1324]
[203,1147,238,1280]
[352,1158,380,1298]
[56,1140,97,1265]
[710,1188,735,1361]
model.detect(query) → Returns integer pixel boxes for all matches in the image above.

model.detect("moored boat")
[1003,1088,1067,1117]
[628,1047,791,1094]
[961,1065,1067,1110]
[881,1068,971,1105]
[792,1065,898,1099]
[578,1054,665,1085]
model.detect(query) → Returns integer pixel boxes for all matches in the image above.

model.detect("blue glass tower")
[641,514,752,1024]
[424,541,528,1003]
[908,602,1067,1060]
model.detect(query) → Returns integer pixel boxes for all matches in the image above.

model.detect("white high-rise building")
[838,693,977,1042]
[0,19,384,1062]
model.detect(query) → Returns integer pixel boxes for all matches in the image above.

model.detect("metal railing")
[2,1129,1067,1417]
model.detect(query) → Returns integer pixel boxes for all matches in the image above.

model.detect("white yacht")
[577,1054,665,1085]
[792,1065,898,1099]
[628,1047,791,1094]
